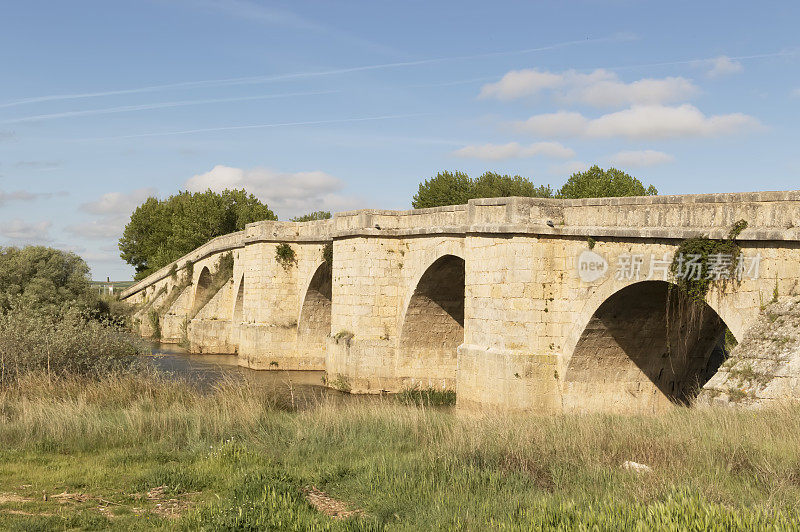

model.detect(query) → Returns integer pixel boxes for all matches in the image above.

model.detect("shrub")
[148,309,161,340]
[0,303,146,384]
[322,242,333,266]
[275,244,296,269]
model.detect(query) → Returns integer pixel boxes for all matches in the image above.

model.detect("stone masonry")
[122,191,800,414]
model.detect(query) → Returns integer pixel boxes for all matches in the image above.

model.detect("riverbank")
[1,373,799,530]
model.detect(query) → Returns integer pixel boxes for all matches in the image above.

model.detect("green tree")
[471,172,553,200]
[0,246,95,311]
[557,165,658,199]
[291,211,332,222]
[412,171,552,209]
[119,189,276,280]
[412,171,473,209]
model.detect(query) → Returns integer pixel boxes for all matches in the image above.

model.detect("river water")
[141,343,367,409]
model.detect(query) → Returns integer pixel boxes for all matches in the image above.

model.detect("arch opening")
[190,266,213,316]
[297,263,332,364]
[564,281,732,413]
[398,255,465,389]
[233,275,244,323]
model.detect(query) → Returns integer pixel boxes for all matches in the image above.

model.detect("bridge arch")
[296,261,332,365]
[563,280,734,413]
[190,266,213,316]
[398,253,465,389]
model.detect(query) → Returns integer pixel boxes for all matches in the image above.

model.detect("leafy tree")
[120,189,276,280]
[557,165,658,199]
[412,171,551,209]
[0,246,96,311]
[412,171,473,209]
[471,172,553,200]
[291,211,332,222]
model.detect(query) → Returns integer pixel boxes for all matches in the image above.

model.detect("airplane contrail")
[75,113,427,141]
[0,90,339,124]
[0,35,625,109]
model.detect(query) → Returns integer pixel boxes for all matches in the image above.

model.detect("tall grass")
[2,372,800,528]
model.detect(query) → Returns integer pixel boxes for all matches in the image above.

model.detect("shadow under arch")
[190,266,213,316]
[398,254,465,389]
[563,280,731,414]
[296,262,332,366]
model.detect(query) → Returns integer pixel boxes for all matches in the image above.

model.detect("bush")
[275,244,296,269]
[0,303,147,385]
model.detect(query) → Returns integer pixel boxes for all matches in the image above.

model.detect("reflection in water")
[141,343,371,410]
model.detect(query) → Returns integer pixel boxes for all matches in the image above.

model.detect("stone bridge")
[121,191,800,413]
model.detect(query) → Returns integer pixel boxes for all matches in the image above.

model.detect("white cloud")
[67,187,157,240]
[609,150,675,168]
[479,68,698,108]
[14,161,60,170]
[452,141,575,160]
[563,75,698,108]
[515,104,761,140]
[0,190,58,206]
[515,111,588,137]
[549,161,589,176]
[184,165,361,218]
[81,187,156,216]
[0,219,52,242]
[479,69,564,100]
[706,56,743,78]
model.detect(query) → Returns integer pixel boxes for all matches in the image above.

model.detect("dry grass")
[1,373,800,529]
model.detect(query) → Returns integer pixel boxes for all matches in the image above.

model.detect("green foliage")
[291,211,332,222]
[397,386,456,406]
[147,309,161,340]
[412,171,472,208]
[412,170,552,208]
[0,246,96,312]
[276,243,296,269]
[557,165,658,199]
[119,189,276,280]
[330,373,351,393]
[0,304,145,383]
[671,220,747,303]
[472,171,553,200]
[322,242,333,266]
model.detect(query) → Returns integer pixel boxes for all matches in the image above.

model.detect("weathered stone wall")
[120,191,800,413]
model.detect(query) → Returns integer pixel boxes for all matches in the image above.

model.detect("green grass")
[397,386,456,406]
[2,373,800,529]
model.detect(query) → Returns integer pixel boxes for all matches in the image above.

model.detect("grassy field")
[1,373,800,530]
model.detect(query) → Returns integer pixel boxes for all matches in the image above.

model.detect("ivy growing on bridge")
[670,219,748,303]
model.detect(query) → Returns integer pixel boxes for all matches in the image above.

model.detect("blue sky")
[1,0,798,280]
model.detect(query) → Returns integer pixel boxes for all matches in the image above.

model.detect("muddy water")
[141,343,374,409]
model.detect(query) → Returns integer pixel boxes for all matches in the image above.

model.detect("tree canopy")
[119,189,277,280]
[412,166,658,208]
[557,165,658,199]
[412,171,552,209]
[291,211,332,222]
[0,246,95,311]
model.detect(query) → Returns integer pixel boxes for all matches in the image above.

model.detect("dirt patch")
[0,493,34,504]
[131,485,196,519]
[304,486,362,519]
